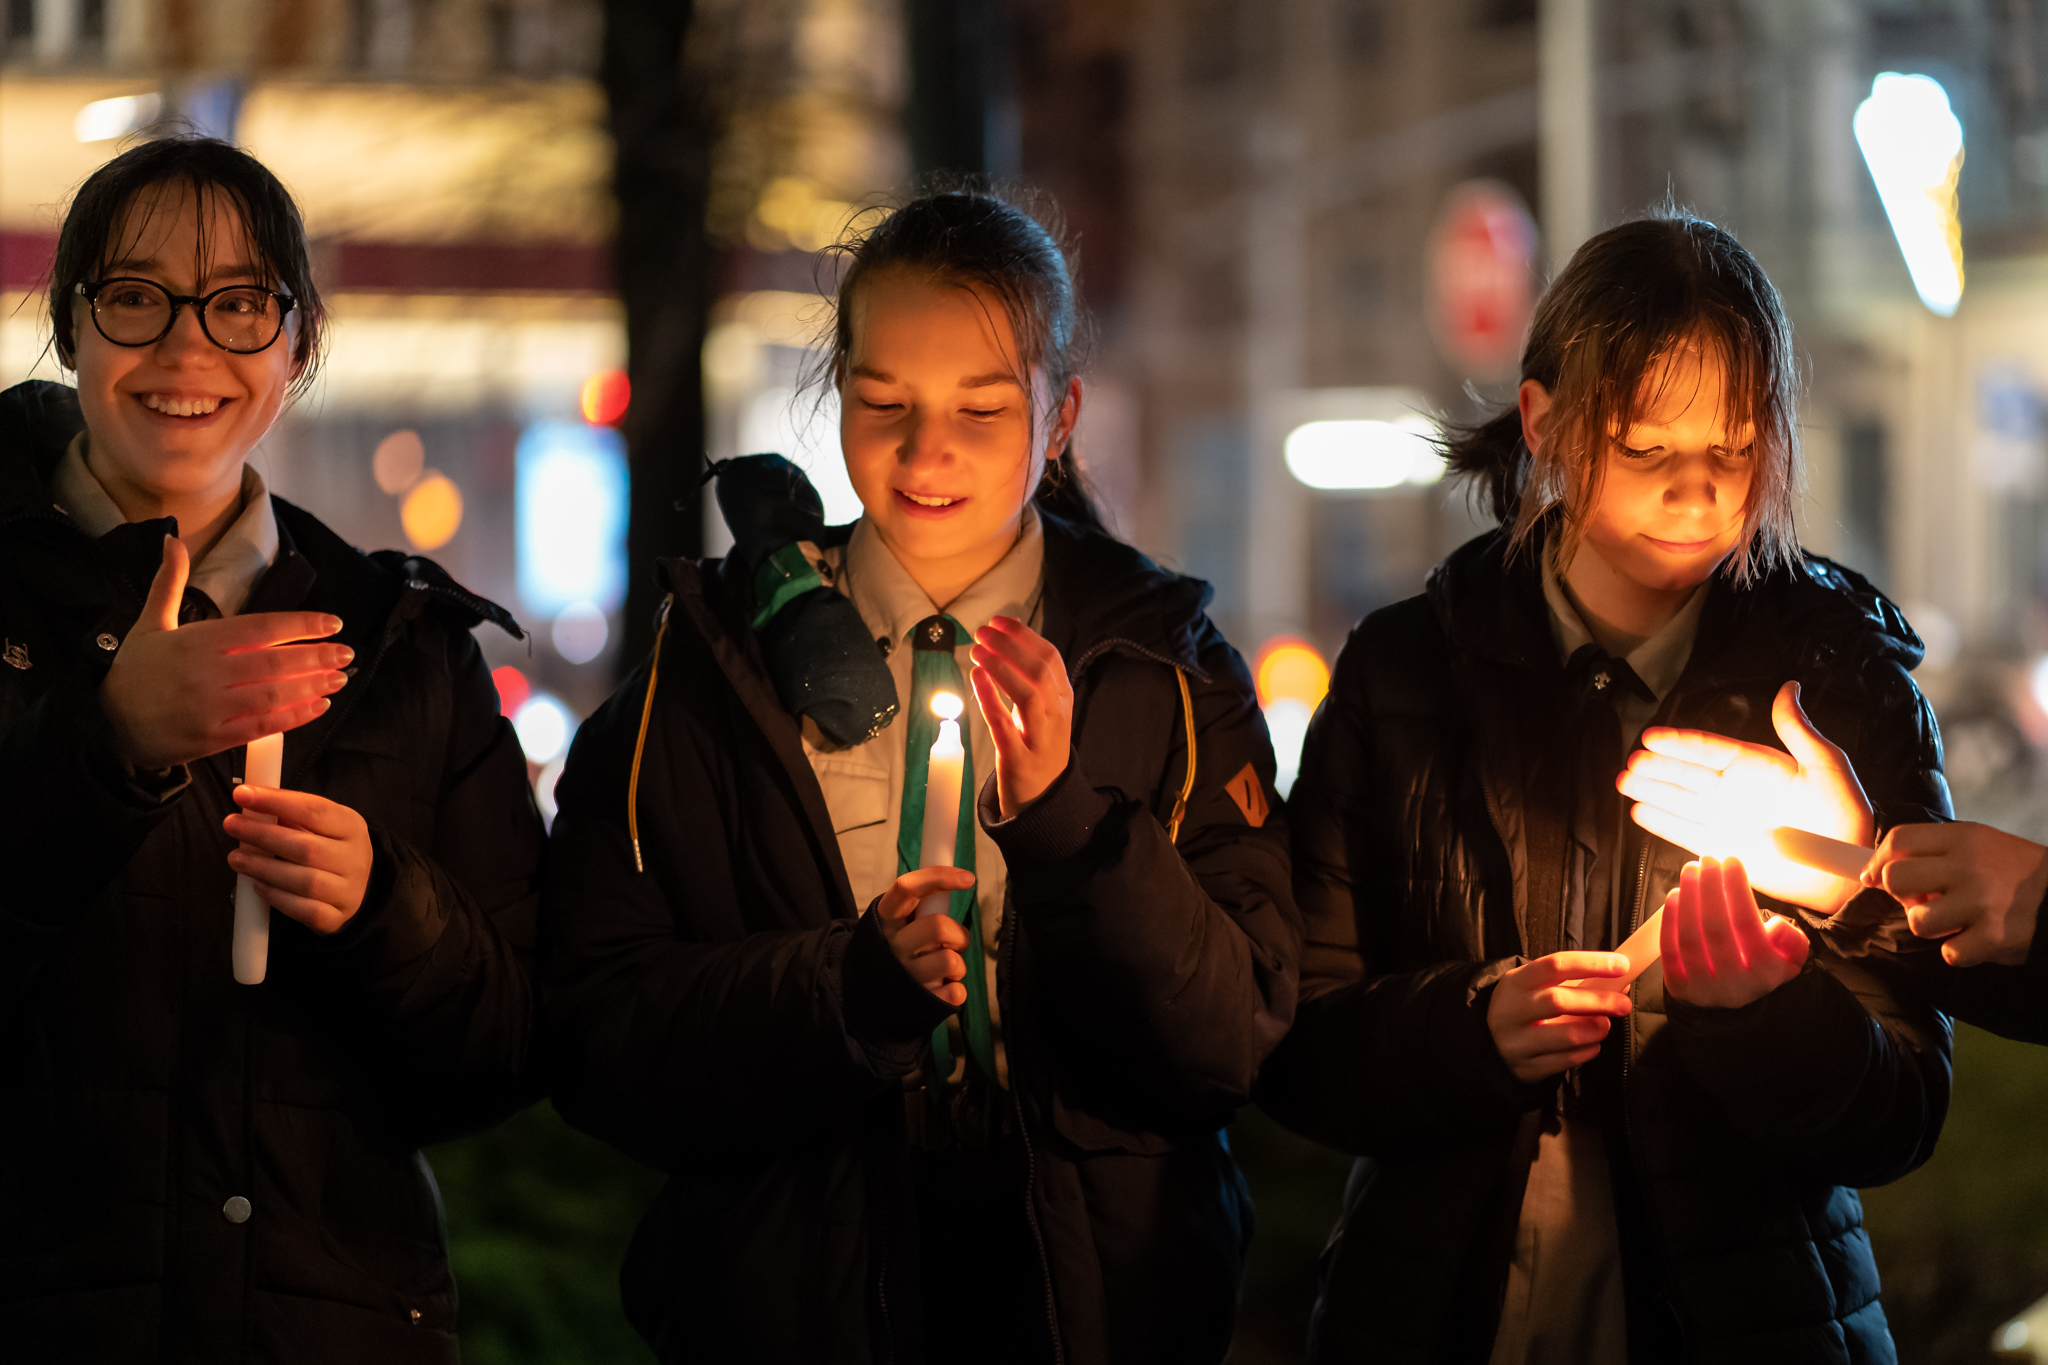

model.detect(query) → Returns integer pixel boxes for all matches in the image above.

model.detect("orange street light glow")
[1254,636,1330,710]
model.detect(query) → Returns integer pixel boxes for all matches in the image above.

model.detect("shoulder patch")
[1224,762,1269,828]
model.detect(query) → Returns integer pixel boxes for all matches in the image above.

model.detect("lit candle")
[916,692,965,919]
[232,732,283,985]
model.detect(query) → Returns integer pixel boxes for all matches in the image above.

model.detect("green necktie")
[896,613,995,1085]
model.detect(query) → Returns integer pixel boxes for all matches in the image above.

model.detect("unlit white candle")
[916,695,965,920]
[1771,826,1874,881]
[232,732,283,985]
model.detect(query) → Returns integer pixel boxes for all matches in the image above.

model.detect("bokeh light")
[399,471,464,551]
[517,422,629,615]
[580,370,630,426]
[513,694,572,765]
[372,429,426,494]
[1255,637,1331,798]
[490,665,530,718]
[552,601,610,664]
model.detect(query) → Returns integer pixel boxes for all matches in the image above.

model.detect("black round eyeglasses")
[77,277,297,355]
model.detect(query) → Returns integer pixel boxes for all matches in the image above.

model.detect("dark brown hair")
[50,136,326,399]
[808,187,1105,532]
[1445,206,1801,583]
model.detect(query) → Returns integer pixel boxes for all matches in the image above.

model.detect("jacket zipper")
[1011,1089,1065,1365]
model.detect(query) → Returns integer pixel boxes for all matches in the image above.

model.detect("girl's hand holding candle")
[100,535,352,771]
[875,865,976,1005]
[970,615,1074,820]
[224,785,375,943]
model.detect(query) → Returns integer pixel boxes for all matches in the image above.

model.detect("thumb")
[1772,680,1847,772]
[138,534,191,634]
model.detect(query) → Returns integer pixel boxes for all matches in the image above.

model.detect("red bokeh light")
[580,370,630,426]
[491,665,530,717]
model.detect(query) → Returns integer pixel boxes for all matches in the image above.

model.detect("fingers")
[226,843,352,906]
[1613,771,1716,825]
[231,787,364,840]
[970,666,1025,759]
[1903,898,1968,940]
[1516,952,1631,989]
[222,670,351,722]
[1762,910,1812,971]
[1627,801,1711,856]
[1677,862,1713,979]
[877,865,977,921]
[1637,726,1769,770]
[1659,887,1688,988]
[1718,857,1771,970]
[969,640,1052,726]
[1620,749,1730,798]
[236,876,351,935]
[217,640,355,684]
[139,534,191,634]
[213,611,346,652]
[1771,680,1850,774]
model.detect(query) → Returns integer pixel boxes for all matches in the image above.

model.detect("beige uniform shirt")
[52,434,280,618]
[1486,559,1706,1365]
[802,511,1045,1088]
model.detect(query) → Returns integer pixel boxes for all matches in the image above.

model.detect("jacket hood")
[0,380,85,520]
[1427,521,1926,679]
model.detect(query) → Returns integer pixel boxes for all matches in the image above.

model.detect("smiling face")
[838,266,1077,604]
[68,179,296,519]
[1579,341,1757,596]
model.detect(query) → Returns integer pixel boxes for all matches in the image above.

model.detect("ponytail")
[1443,408,1532,525]
[1033,447,1108,533]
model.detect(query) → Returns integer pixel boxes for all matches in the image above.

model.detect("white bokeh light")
[514,694,573,765]
[1854,73,1966,316]
[1284,417,1446,491]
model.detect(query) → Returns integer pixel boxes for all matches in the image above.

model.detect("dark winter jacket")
[0,381,544,1364]
[540,514,1299,1365]
[1256,526,1952,1365]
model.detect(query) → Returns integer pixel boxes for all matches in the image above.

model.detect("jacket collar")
[0,381,86,525]
[1429,518,1927,681]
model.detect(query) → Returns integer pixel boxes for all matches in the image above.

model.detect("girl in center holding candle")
[541,189,1298,1364]
[1256,209,1952,1363]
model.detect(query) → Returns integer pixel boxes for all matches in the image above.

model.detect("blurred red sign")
[1427,181,1538,379]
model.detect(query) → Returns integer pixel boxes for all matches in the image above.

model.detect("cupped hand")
[1864,822,2048,967]
[100,536,352,770]
[1618,680,1873,914]
[875,865,977,1006]
[969,615,1073,819]
[224,786,375,934]
[1487,951,1633,1082]
[1662,856,1810,1008]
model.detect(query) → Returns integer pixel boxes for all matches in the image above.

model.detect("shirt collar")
[52,433,280,618]
[843,507,1045,646]
[1541,554,1707,700]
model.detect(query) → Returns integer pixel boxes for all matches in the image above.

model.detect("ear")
[1518,378,1551,458]
[1043,375,1083,462]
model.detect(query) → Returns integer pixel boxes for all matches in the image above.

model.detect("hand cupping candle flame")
[1591,681,1880,984]
[1617,680,1876,911]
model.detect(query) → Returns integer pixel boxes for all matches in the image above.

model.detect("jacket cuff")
[978,754,1114,864]
[1456,970,1560,1116]
[1661,962,1857,1085]
[839,898,956,1050]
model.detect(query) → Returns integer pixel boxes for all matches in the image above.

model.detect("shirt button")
[96,633,120,652]
[223,1195,252,1223]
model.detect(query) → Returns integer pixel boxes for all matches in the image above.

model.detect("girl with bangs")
[1258,209,1950,1364]
[542,190,1296,1364]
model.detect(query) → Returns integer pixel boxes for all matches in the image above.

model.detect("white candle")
[232,732,283,985]
[916,693,965,919]
[1770,825,1874,881]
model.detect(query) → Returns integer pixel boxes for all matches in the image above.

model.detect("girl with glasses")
[540,190,1299,1364]
[0,137,542,1360]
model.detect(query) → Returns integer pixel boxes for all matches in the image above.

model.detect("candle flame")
[931,691,963,721]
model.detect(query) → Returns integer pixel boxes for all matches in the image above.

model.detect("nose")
[1661,450,1726,517]
[896,405,948,470]
[152,301,218,365]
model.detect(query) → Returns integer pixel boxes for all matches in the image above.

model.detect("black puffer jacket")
[1257,527,1952,1365]
[0,381,543,1363]
[540,514,1298,1364]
